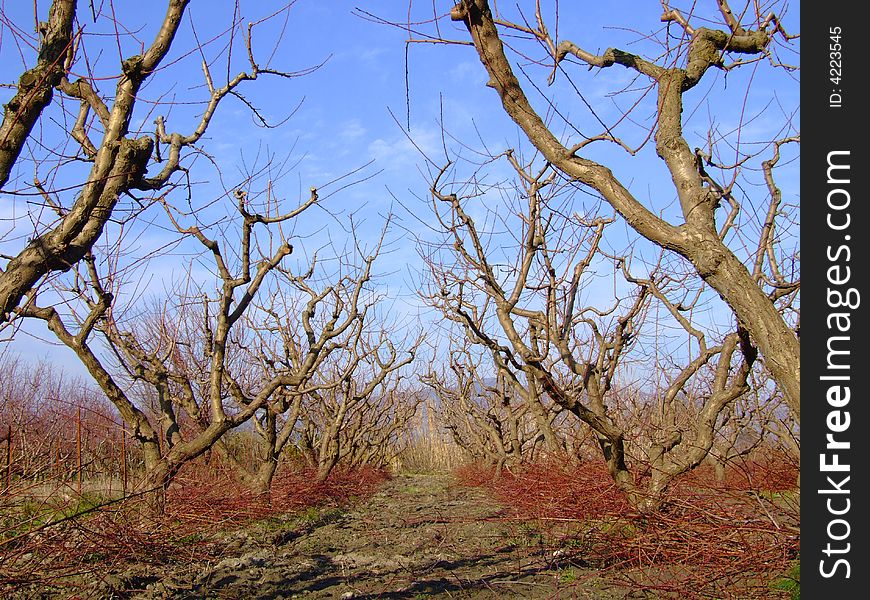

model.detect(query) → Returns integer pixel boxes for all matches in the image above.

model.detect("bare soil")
[91,474,626,599]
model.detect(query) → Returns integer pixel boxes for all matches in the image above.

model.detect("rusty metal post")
[76,407,82,494]
[121,430,128,494]
[4,424,11,493]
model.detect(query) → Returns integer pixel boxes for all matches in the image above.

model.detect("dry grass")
[391,405,469,473]
[0,460,389,594]
[455,456,800,599]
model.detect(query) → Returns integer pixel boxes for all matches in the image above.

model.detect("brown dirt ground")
[90,473,630,599]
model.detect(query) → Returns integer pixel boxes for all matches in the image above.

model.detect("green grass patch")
[558,567,578,584]
[2,491,112,543]
[771,560,799,599]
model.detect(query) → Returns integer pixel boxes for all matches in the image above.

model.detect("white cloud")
[367,125,442,172]
[339,118,368,142]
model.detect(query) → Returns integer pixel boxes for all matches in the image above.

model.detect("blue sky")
[1,1,800,380]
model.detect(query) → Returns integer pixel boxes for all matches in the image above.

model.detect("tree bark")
[0,0,76,189]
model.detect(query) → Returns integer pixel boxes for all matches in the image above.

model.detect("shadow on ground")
[88,474,628,599]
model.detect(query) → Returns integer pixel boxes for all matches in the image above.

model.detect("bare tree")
[0,355,112,484]
[300,326,421,482]
[421,150,760,511]
[422,341,565,472]
[618,265,757,506]
[0,1,313,326]
[215,237,421,492]
[19,185,319,508]
[706,389,774,483]
[406,0,800,420]
[422,152,644,489]
[704,367,796,482]
[339,385,424,472]
[425,351,523,472]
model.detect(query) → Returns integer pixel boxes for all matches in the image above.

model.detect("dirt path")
[105,474,621,599]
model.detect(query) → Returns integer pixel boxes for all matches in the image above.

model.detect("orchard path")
[110,473,625,599]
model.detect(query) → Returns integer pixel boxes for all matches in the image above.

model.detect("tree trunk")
[140,459,172,515]
[451,0,800,423]
[316,456,338,483]
[0,0,76,189]
[248,459,279,497]
[697,246,800,421]
[714,459,727,483]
